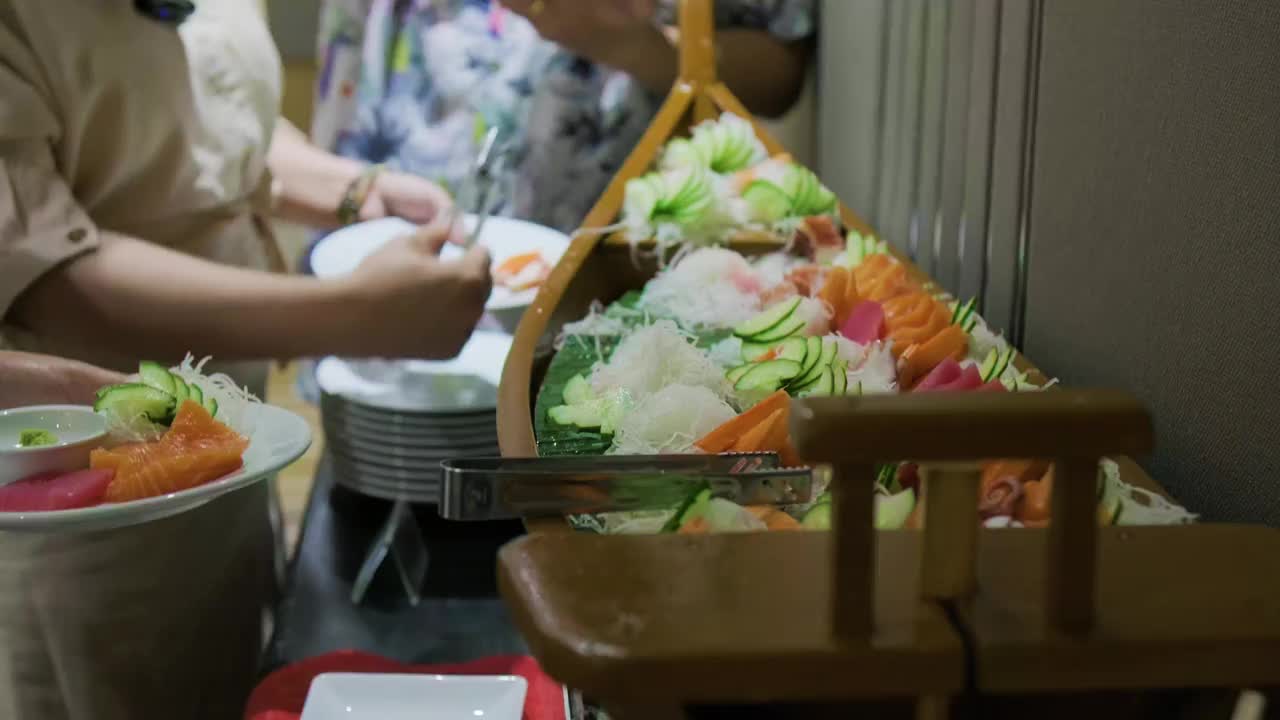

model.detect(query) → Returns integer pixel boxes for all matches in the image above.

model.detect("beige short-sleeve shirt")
[0,0,283,374]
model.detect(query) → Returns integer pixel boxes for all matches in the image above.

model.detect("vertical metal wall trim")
[1008,0,1045,348]
[818,0,1031,333]
[965,0,1002,308]
[816,0,889,218]
[936,0,977,295]
[912,1,950,278]
[984,0,1039,338]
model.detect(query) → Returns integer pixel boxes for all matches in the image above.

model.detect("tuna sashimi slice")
[840,300,886,345]
[913,358,963,392]
[979,379,1008,392]
[936,364,985,392]
[0,469,115,512]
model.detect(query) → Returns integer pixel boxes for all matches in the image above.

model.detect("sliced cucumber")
[978,349,1000,381]
[875,463,898,490]
[735,359,803,392]
[749,315,806,344]
[726,365,753,384]
[799,365,835,397]
[981,347,1016,382]
[662,485,712,533]
[874,489,917,530]
[204,397,219,418]
[93,384,176,424]
[138,361,176,396]
[777,337,808,364]
[562,374,595,406]
[187,383,204,406]
[740,341,776,362]
[733,297,801,339]
[801,501,832,530]
[549,404,604,429]
[742,180,793,223]
[833,360,849,395]
[951,297,977,327]
[171,376,190,407]
[790,338,838,389]
[793,336,823,383]
[993,348,1016,381]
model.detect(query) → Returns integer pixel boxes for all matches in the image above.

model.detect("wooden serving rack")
[499,390,1280,718]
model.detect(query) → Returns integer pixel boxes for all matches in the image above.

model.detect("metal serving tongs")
[439,452,814,521]
[452,125,505,248]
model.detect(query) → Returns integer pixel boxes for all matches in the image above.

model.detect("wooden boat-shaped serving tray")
[495,6,1169,534]
[490,3,1280,716]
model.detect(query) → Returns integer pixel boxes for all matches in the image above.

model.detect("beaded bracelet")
[337,163,385,226]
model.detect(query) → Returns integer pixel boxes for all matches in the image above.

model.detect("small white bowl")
[0,405,108,486]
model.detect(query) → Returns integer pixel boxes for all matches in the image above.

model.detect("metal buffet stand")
[263,455,528,672]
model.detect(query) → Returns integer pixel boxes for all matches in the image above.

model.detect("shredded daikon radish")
[707,335,745,368]
[844,340,898,394]
[965,314,1012,364]
[590,321,732,402]
[832,336,867,364]
[169,355,262,438]
[1100,459,1198,526]
[751,251,800,289]
[794,297,833,336]
[556,301,630,348]
[639,248,764,329]
[599,510,677,535]
[608,384,736,455]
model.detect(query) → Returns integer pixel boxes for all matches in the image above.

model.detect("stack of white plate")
[316,332,513,505]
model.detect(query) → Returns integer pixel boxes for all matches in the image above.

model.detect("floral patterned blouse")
[313,0,815,233]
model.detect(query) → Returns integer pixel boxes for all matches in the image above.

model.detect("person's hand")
[362,171,457,234]
[344,214,492,359]
[502,0,658,64]
[0,353,127,410]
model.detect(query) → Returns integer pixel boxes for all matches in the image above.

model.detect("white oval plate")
[0,404,312,533]
[309,215,570,310]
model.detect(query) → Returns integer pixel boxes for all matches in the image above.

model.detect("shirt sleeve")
[0,59,100,321]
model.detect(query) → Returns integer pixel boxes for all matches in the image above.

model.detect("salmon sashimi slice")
[897,325,970,389]
[695,390,789,454]
[816,266,850,330]
[852,254,894,289]
[745,505,802,531]
[888,304,952,353]
[493,252,551,291]
[92,400,249,503]
[862,264,913,303]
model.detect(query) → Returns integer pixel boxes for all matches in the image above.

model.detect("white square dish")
[300,672,528,720]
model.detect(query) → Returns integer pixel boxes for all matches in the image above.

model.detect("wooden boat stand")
[498,390,1280,718]
[494,2,1280,716]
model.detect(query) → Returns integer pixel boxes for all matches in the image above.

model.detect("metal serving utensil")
[452,125,504,248]
[439,452,814,521]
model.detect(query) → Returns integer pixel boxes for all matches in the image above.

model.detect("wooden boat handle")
[791,390,1154,640]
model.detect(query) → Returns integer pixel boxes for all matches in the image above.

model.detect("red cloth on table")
[244,650,566,720]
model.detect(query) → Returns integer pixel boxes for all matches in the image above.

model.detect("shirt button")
[67,228,87,244]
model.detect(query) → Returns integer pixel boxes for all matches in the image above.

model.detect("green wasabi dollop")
[18,429,57,448]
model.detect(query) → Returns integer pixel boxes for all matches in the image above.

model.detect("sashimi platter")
[0,357,310,532]
[526,113,1195,535]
